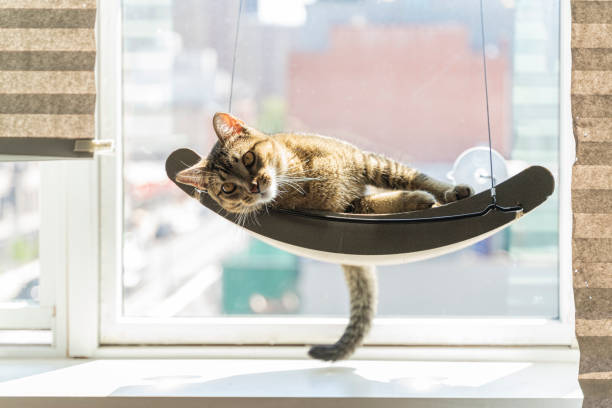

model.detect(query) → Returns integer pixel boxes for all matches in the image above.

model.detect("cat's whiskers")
[179,160,192,169]
[281,168,323,183]
[277,178,306,196]
[276,172,323,197]
[249,209,261,226]
[276,183,300,198]
[218,207,229,218]
[234,208,246,227]
[231,202,264,227]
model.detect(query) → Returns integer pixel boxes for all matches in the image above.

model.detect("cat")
[176,112,473,361]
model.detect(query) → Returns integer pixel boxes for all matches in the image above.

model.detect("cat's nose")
[250,180,260,194]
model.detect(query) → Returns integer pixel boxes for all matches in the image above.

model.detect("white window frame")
[77,0,575,356]
[0,159,78,357]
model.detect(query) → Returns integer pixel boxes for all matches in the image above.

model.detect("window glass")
[122,0,559,318]
[0,163,40,308]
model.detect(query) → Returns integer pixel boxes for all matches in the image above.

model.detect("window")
[0,163,40,309]
[0,162,56,345]
[95,0,573,348]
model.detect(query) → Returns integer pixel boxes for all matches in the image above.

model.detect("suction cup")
[448,147,508,194]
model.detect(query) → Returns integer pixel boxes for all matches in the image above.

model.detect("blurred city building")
[288,24,510,161]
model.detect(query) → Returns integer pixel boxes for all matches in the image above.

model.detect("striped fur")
[309,265,377,361]
[361,152,471,204]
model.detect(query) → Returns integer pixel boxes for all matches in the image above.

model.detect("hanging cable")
[479,0,496,203]
[228,0,244,113]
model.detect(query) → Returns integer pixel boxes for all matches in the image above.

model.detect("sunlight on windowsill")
[0,358,582,406]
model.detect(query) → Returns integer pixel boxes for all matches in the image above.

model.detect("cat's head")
[176,112,283,214]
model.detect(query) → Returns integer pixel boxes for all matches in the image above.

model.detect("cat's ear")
[213,112,245,143]
[176,162,208,191]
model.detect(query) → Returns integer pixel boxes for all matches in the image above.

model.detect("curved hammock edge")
[166,148,555,265]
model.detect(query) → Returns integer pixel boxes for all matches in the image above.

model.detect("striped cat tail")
[308,265,377,361]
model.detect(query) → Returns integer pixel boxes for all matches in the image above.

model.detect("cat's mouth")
[231,179,276,214]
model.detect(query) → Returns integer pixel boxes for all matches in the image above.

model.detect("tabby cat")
[176,112,473,361]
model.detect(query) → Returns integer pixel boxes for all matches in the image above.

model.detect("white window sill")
[0,357,582,407]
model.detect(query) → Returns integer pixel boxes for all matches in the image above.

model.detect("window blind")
[572,1,612,406]
[0,0,96,158]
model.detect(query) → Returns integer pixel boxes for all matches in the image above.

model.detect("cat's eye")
[242,151,255,167]
[221,183,236,194]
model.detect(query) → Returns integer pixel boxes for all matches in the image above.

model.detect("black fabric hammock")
[164,0,555,265]
[165,148,554,265]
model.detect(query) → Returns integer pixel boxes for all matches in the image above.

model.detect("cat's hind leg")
[361,153,473,204]
[351,191,435,214]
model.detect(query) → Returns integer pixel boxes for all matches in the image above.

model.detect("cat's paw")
[442,184,474,203]
[402,191,436,211]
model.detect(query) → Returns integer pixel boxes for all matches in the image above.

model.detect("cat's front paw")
[442,184,474,203]
[402,191,436,211]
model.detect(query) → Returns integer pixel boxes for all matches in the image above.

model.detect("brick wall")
[572,1,612,406]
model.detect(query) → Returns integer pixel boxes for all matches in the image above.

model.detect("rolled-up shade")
[0,0,96,159]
